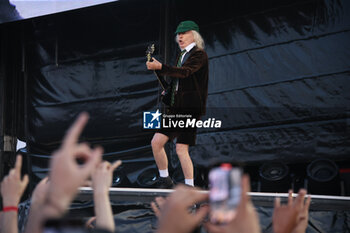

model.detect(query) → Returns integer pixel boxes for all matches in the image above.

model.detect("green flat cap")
[175,20,199,34]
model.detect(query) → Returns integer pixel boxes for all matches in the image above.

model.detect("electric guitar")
[146,44,171,106]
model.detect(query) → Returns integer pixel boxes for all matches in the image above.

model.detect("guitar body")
[160,88,171,106]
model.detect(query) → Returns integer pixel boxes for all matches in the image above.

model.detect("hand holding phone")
[209,163,242,224]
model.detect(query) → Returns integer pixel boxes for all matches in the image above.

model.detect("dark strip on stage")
[77,187,350,211]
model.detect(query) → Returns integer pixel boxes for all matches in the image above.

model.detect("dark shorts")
[157,112,200,146]
[157,127,198,146]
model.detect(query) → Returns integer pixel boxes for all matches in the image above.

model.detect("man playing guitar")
[146,21,209,188]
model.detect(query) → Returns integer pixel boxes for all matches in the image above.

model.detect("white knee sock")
[159,169,169,178]
[185,179,194,186]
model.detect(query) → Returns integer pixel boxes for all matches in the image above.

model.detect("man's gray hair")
[175,30,205,50]
[192,30,205,49]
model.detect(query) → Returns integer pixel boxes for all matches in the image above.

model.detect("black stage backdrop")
[21,0,349,164]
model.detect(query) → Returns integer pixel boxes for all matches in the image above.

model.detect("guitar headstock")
[146,44,155,62]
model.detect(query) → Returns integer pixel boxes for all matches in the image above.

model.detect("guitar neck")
[153,71,168,91]
[146,44,167,90]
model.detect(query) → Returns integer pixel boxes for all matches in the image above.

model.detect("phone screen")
[209,164,242,224]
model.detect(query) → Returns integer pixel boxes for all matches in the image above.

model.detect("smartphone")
[209,163,242,224]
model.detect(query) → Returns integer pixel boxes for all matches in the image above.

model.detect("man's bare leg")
[176,143,194,186]
[151,133,170,173]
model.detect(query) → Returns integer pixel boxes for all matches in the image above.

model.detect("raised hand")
[92,160,121,232]
[92,160,122,194]
[156,185,209,233]
[46,112,103,215]
[204,175,261,233]
[31,177,49,207]
[292,194,311,233]
[1,155,29,206]
[151,196,167,218]
[0,155,29,233]
[273,189,307,233]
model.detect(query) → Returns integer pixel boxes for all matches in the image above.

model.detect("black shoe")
[153,176,174,189]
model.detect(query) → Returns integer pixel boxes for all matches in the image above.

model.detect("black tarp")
[20,0,349,164]
[25,0,162,155]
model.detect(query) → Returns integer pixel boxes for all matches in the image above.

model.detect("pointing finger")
[14,155,23,177]
[288,189,293,206]
[63,112,89,148]
[274,197,281,208]
[111,160,122,171]
[151,201,161,218]
[294,189,306,209]
[305,195,311,210]
[241,175,251,203]
[22,174,29,188]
